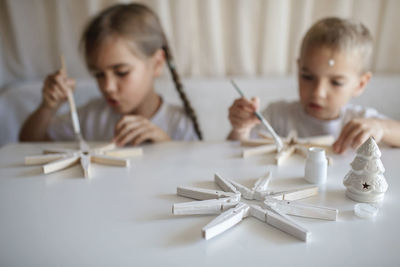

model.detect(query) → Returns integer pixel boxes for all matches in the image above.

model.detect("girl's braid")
[162,45,203,140]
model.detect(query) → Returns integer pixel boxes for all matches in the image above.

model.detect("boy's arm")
[227,128,252,141]
[227,97,260,141]
[333,117,400,153]
[381,119,400,147]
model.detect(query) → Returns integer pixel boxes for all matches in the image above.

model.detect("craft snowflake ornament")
[241,130,334,165]
[172,173,338,242]
[343,137,388,202]
[25,142,142,178]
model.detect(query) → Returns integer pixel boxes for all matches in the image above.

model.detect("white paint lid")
[354,203,379,219]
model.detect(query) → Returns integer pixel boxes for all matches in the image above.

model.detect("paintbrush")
[60,55,89,151]
[230,79,284,152]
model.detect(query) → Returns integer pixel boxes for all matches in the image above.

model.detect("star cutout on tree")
[362,182,370,190]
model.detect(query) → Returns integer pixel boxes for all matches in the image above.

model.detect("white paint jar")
[304,147,327,184]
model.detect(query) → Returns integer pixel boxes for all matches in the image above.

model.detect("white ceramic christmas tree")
[343,137,388,202]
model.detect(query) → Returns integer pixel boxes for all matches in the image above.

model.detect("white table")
[0,142,399,266]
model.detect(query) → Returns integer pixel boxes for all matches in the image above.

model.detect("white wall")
[1,0,400,88]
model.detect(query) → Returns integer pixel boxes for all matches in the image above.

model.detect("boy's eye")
[331,80,344,86]
[301,74,313,81]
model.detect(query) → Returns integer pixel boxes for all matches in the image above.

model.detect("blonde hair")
[80,3,203,140]
[300,17,373,73]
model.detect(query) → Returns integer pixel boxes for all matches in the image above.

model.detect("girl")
[19,3,202,146]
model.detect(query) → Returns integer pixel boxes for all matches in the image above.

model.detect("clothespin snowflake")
[241,130,334,165]
[25,143,142,178]
[172,173,338,241]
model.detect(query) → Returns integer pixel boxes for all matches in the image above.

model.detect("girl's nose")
[103,76,117,94]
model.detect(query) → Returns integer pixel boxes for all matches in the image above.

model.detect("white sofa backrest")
[1,75,399,146]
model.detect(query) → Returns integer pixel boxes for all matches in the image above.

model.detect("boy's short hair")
[300,17,373,73]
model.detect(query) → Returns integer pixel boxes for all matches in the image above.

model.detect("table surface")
[0,142,398,266]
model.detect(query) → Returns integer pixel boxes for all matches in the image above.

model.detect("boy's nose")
[312,81,327,98]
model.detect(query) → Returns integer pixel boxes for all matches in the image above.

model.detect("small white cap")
[354,203,379,219]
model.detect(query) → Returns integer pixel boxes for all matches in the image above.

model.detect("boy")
[228,17,400,153]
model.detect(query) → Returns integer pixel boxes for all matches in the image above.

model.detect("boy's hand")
[42,69,76,110]
[113,115,171,146]
[228,97,260,136]
[333,118,384,153]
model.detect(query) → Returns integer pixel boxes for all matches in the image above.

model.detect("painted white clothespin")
[224,172,272,200]
[202,202,250,240]
[250,205,310,242]
[177,186,240,201]
[173,197,240,215]
[264,198,338,221]
[268,186,319,201]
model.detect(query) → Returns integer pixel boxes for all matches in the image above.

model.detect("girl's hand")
[228,97,260,133]
[42,69,76,110]
[113,115,171,146]
[333,118,384,153]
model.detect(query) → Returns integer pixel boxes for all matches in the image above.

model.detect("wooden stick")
[42,155,79,174]
[104,147,143,158]
[298,135,335,146]
[257,131,276,141]
[240,139,273,146]
[43,148,75,154]
[90,143,117,154]
[242,144,276,158]
[91,155,129,167]
[25,153,66,165]
[275,145,296,165]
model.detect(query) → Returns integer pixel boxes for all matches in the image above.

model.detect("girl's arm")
[19,70,75,142]
[19,103,56,141]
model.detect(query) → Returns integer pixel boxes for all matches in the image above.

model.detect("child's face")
[89,36,163,114]
[297,46,370,120]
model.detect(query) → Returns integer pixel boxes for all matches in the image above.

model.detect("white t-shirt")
[251,101,386,139]
[47,98,198,141]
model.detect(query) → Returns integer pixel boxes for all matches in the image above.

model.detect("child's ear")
[353,71,372,97]
[152,49,166,77]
